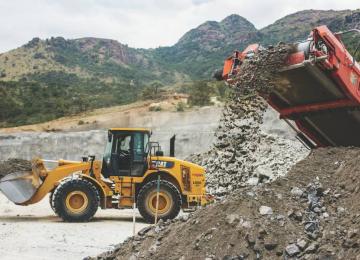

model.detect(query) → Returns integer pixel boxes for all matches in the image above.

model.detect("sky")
[0,0,358,52]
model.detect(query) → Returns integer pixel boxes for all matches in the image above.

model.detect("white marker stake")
[154,175,160,225]
[133,202,136,236]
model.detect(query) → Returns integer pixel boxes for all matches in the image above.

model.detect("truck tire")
[49,190,55,213]
[52,179,100,222]
[137,180,182,223]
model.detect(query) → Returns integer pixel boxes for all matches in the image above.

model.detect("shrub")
[188,81,213,106]
[176,101,186,112]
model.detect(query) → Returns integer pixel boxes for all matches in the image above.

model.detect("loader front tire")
[53,179,100,222]
[49,190,55,213]
[137,180,182,223]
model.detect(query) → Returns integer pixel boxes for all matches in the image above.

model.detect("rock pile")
[91,147,360,260]
[0,158,32,179]
[189,45,308,196]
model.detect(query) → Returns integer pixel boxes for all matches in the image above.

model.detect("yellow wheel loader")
[0,128,212,223]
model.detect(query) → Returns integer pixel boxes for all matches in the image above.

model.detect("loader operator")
[117,134,132,175]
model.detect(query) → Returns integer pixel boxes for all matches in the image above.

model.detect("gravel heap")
[91,147,360,260]
[188,44,308,196]
[0,158,32,179]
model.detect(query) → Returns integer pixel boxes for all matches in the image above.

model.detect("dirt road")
[0,194,148,260]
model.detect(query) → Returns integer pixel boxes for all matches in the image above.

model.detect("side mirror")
[108,131,112,142]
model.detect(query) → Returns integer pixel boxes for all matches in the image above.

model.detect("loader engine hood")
[151,156,205,173]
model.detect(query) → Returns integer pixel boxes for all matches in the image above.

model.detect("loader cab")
[101,128,151,178]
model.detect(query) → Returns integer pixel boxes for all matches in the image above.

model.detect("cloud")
[0,0,358,52]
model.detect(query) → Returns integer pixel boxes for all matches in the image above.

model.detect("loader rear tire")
[137,180,182,223]
[53,179,100,222]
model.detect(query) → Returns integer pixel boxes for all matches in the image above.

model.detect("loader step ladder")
[118,177,135,208]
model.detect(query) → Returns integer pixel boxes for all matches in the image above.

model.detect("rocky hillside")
[260,9,358,45]
[0,36,184,84]
[153,14,260,77]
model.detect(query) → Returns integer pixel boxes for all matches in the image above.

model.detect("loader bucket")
[0,169,42,204]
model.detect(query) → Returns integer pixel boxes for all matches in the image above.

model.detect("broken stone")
[264,239,278,250]
[291,187,304,197]
[226,214,240,225]
[337,207,345,213]
[138,226,152,236]
[259,206,273,215]
[285,244,300,256]
[128,255,137,260]
[294,211,303,221]
[241,221,252,229]
[296,239,308,250]
[180,214,189,222]
[304,242,318,254]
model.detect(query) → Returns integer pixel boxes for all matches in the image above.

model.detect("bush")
[141,81,164,100]
[188,81,213,106]
[149,105,162,112]
[176,101,186,112]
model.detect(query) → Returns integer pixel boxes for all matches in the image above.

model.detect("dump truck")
[0,128,212,223]
[220,25,360,148]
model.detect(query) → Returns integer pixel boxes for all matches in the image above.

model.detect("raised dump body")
[222,25,360,147]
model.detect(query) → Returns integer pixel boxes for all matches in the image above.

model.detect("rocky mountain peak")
[220,14,257,32]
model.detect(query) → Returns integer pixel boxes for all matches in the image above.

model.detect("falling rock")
[337,207,345,213]
[259,205,273,215]
[247,177,259,185]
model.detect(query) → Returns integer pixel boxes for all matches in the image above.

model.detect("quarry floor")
[0,194,148,260]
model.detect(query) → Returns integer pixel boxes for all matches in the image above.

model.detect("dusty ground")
[93,147,360,259]
[0,97,209,134]
[0,194,148,260]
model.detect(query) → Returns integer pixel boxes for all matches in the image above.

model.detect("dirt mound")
[0,159,32,178]
[91,147,360,260]
[188,45,308,196]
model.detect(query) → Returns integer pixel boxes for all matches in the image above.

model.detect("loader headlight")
[181,166,191,191]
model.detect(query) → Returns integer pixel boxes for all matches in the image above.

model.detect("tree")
[150,81,163,95]
[141,81,163,100]
[188,81,213,106]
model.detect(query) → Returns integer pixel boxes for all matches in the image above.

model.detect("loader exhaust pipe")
[170,135,176,157]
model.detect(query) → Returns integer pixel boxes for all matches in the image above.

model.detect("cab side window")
[133,132,144,162]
